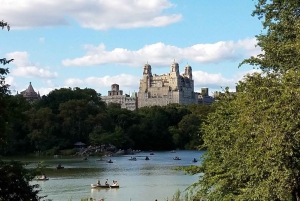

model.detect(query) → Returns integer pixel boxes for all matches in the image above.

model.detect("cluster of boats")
[35,176,121,189]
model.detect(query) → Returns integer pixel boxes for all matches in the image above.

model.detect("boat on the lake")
[91,184,119,188]
[35,176,49,181]
[107,159,113,163]
[145,156,150,160]
[129,157,137,161]
[150,152,154,155]
[192,158,197,162]
[173,156,181,160]
[56,164,64,169]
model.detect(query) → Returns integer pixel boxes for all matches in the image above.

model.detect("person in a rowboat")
[105,179,109,186]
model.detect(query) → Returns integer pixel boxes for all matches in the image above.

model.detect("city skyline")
[1,0,262,96]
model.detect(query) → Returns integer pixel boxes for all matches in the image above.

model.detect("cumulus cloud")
[6,52,58,79]
[193,68,261,94]
[62,38,262,67]
[65,74,140,94]
[1,0,181,30]
[65,74,139,87]
[193,71,234,87]
[36,87,58,96]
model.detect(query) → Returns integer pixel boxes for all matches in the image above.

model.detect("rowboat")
[173,156,181,160]
[35,178,49,181]
[91,184,119,188]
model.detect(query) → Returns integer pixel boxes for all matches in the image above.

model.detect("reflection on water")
[9,150,204,201]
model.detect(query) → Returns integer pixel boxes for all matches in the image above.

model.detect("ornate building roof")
[22,82,40,100]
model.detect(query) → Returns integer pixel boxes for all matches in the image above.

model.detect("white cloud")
[62,38,262,67]
[6,52,58,79]
[4,76,19,94]
[65,74,140,95]
[65,78,84,87]
[65,74,140,88]
[5,76,15,86]
[193,71,234,88]
[193,68,262,94]
[36,87,57,96]
[1,0,181,30]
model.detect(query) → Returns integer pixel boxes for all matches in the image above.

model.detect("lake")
[19,150,204,201]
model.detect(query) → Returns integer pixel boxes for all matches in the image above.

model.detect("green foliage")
[195,73,300,200]
[1,73,214,154]
[0,95,32,155]
[36,87,105,114]
[189,1,300,200]
[0,160,44,201]
[0,67,10,148]
[0,21,11,148]
[239,0,300,73]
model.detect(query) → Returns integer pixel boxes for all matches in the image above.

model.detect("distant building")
[197,87,215,105]
[20,82,40,101]
[138,61,198,108]
[213,90,237,100]
[101,84,137,111]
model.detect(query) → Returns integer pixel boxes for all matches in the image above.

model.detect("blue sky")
[1,0,263,96]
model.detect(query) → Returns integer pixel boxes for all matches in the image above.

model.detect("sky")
[0,0,263,97]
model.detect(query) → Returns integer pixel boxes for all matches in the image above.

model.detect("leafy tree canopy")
[240,0,300,73]
[190,1,300,200]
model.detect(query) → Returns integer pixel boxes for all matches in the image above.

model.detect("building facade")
[138,61,198,108]
[101,84,137,111]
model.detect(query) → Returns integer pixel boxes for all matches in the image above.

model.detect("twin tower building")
[102,61,198,110]
[138,61,198,108]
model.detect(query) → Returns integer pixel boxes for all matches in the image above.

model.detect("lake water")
[21,150,204,201]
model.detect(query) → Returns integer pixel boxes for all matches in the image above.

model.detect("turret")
[143,63,152,76]
[184,64,192,79]
[170,61,179,76]
[140,62,152,92]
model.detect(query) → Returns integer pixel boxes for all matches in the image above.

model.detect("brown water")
[13,150,203,201]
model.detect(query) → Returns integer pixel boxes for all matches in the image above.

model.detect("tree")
[0,95,32,155]
[0,160,44,201]
[240,0,300,73]
[0,21,44,201]
[0,20,11,147]
[188,1,300,200]
[0,20,10,31]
